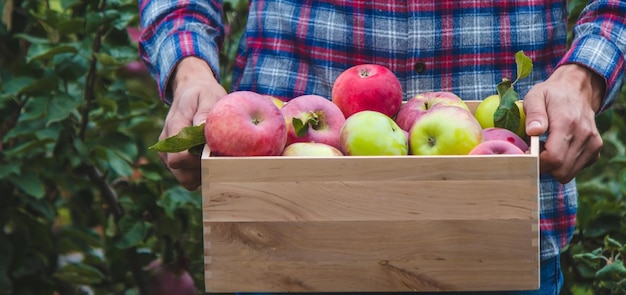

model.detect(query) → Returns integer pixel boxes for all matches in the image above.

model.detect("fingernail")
[528,121,541,130]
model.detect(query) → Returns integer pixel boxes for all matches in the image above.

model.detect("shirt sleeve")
[558,0,626,112]
[138,0,224,104]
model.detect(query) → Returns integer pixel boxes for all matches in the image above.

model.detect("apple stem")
[428,137,437,147]
[358,68,371,78]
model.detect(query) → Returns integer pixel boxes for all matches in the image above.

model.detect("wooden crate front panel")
[201,112,540,292]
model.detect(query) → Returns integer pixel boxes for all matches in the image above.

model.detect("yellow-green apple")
[282,142,343,156]
[395,91,470,132]
[331,64,403,119]
[409,106,483,155]
[264,95,286,109]
[482,127,529,152]
[474,94,526,138]
[281,94,346,149]
[205,91,287,156]
[339,111,408,156]
[469,140,524,155]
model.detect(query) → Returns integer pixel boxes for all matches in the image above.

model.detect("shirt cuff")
[558,34,625,112]
[155,28,221,105]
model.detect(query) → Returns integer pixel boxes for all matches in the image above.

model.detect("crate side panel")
[204,179,537,222]
[202,155,537,182]
[204,220,538,292]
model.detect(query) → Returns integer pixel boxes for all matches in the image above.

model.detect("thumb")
[522,92,549,137]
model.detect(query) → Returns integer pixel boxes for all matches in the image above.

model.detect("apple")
[205,91,287,156]
[469,140,525,155]
[339,111,408,156]
[331,64,403,119]
[474,94,526,138]
[282,142,343,156]
[395,91,470,132]
[409,106,483,155]
[482,127,529,152]
[281,94,346,149]
[264,95,286,109]
[145,259,197,295]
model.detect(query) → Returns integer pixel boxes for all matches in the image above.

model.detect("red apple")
[409,106,483,155]
[205,91,287,156]
[282,142,343,156]
[482,127,529,152]
[281,94,346,149]
[469,140,525,155]
[331,64,403,119]
[145,259,197,295]
[395,91,470,132]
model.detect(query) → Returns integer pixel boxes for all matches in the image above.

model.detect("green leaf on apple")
[149,124,206,153]
[494,85,521,133]
[293,112,321,137]
[514,50,533,83]
[292,117,309,137]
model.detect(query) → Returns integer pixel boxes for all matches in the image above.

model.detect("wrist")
[552,64,605,113]
[171,56,218,94]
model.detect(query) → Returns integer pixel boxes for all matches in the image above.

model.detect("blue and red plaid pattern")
[139,0,626,260]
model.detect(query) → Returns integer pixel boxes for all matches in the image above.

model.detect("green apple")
[474,94,526,138]
[409,106,483,155]
[339,111,408,156]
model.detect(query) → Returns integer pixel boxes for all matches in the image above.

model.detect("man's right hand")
[159,56,227,190]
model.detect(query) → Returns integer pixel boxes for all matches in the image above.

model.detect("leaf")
[292,117,309,137]
[2,76,36,95]
[105,149,133,177]
[596,260,626,280]
[13,33,49,44]
[115,221,152,249]
[0,162,19,178]
[8,170,45,199]
[53,263,105,285]
[494,87,521,133]
[160,186,202,218]
[149,124,206,153]
[46,92,82,125]
[604,236,624,250]
[496,78,513,98]
[26,43,78,63]
[514,50,533,83]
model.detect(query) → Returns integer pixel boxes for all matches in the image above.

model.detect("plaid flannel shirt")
[139,0,626,260]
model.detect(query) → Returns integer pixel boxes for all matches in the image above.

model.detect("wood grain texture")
[201,101,540,292]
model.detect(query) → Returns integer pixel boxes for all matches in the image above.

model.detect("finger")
[159,152,202,191]
[522,88,549,137]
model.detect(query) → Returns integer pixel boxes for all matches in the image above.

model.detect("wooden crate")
[201,101,540,292]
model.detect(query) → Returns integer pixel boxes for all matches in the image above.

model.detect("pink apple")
[281,94,346,149]
[282,142,343,156]
[409,106,483,155]
[395,91,470,132]
[331,64,403,119]
[482,127,529,152]
[205,91,287,156]
[469,140,525,155]
[339,110,408,156]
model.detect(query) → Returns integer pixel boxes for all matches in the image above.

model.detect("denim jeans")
[236,255,563,295]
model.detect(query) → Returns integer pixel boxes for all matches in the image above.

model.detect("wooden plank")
[204,220,538,292]
[204,179,536,222]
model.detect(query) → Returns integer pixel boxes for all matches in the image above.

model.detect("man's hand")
[159,57,227,190]
[523,64,605,184]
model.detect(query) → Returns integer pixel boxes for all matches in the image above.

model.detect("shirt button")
[414,61,426,74]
